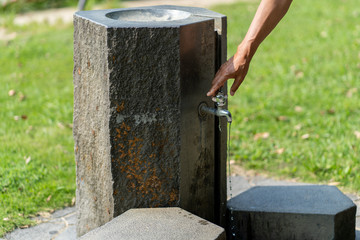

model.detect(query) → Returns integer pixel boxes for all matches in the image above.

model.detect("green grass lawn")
[215,0,360,191]
[0,23,75,235]
[0,0,359,236]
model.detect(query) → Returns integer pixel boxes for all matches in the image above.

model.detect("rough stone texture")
[73,6,227,237]
[80,207,226,240]
[227,185,357,240]
[152,8,228,227]
[73,15,114,235]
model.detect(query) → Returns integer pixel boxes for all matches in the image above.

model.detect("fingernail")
[230,91,234,96]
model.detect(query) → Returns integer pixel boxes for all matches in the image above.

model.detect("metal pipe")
[78,0,87,11]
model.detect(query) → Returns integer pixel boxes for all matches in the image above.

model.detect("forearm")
[207,0,292,97]
[240,0,292,57]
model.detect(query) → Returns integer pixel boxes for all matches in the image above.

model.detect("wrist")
[237,38,259,59]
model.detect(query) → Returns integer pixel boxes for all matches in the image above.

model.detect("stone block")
[227,185,356,240]
[73,5,227,236]
[80,207,226,240]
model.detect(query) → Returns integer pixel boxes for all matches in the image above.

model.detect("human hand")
[207,44,252,97]
[207,0,293,97]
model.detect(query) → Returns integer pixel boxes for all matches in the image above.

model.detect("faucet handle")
[212,91,227,107]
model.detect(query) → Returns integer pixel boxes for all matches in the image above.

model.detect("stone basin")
[105,9,191,22]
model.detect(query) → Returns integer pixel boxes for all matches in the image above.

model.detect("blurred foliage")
[0,0,119,14]
[215,0,360,193]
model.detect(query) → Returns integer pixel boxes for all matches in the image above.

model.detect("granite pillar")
[73,6,227,236]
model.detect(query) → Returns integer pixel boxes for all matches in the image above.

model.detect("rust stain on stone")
[169,189,178,204]
[113,121,178,206]
[116,101,125,112]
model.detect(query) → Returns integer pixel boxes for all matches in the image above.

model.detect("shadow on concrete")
[356,230,360,240]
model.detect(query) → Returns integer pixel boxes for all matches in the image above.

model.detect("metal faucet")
[199,91,232,123]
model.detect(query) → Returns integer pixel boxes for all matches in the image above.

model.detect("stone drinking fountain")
[73,5,356,240]
[73,5,229,238]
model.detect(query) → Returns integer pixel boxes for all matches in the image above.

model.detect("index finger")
[207,74,229,96]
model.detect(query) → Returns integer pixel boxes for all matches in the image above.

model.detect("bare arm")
[207,0,293,97]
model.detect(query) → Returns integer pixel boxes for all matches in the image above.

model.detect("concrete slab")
[227,185,356,240]
[3,175,360,240]
[80,207,225,240]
